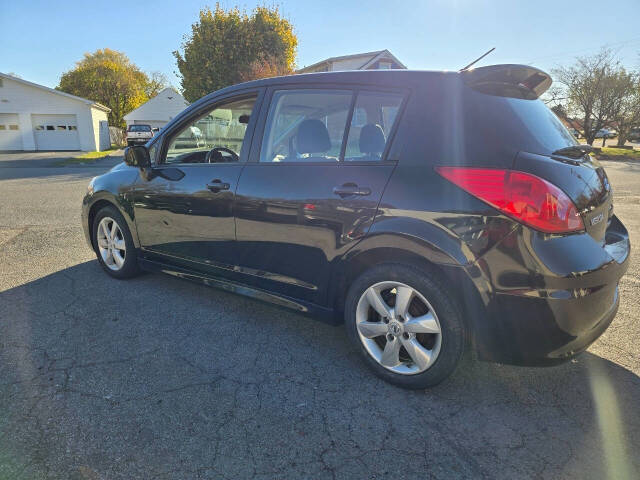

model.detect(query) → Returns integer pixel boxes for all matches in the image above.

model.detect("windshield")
[129,125,151,132]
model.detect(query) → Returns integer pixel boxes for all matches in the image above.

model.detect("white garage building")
[123,87,189,130]
[0,72,111,152]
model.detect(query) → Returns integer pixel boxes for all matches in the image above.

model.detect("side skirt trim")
[138,258,339,325]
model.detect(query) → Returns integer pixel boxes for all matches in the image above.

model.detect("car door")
[234,87,406,305]
[133,90,262,275]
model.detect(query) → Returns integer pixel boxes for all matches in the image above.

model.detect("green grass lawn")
[595,147,640,160]
[56,148,119,166]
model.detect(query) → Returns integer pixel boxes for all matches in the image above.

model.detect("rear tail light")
[435,167,584,234]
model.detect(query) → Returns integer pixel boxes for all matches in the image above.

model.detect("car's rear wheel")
[92,205,139,279]
[345,263,465,389]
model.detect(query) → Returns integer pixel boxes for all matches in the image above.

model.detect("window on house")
[0,125,6,130]
[9,124,19,130]
[35,125,44,130]
[68,125,77,131]
[46,125,55,130]
[57,125,67,130]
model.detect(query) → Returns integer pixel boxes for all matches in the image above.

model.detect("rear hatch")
[461,65,612,243]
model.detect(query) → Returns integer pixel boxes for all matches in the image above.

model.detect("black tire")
[92,205,140,279]
[345,263,466,389]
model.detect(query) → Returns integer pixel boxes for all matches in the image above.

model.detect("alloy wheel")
[355,281,442,375]
[96,217,126,271]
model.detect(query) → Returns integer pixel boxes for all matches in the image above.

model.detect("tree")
[57,49,166,127]
[553,49,632,145]
[238,55,294,83]
[609,71,640,146]
[146,71,169,98]
[174,4,297,102]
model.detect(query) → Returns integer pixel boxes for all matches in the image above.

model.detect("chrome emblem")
[590,212,604,226]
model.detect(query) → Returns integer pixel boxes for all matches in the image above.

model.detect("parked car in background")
[628,128,640,142]
[126,124,154,146]
[568,128,581,138]
[595,128,616,139]
[82,66,629,389]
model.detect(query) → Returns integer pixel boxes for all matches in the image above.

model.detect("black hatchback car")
[82,65,630,389]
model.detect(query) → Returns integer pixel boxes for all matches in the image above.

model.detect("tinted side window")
[344,92,403,162]
[163,96,256,164]
[260,89,352,163]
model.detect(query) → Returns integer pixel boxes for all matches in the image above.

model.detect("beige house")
[297,49,406,74]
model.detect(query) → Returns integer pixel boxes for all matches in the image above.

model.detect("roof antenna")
[459,47,495,72]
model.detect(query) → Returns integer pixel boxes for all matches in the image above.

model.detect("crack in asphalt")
[1,160,639,479]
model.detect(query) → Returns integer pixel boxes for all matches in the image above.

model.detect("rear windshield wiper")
[552,144,593,159]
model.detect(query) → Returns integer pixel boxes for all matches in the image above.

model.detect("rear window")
[129,125,151,132]
[463,88,577,159]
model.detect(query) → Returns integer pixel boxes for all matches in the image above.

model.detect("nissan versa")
[82,66,630,389]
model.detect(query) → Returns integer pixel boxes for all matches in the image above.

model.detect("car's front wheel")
[345,263,466,389]
[92,205,139,279]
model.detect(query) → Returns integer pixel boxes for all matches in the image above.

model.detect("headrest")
[296,119,331,154]
[359,123,386,154]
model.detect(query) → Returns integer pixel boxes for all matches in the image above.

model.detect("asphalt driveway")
[1,156,639,479]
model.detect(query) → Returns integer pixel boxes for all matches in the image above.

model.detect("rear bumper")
[479,282,620,365]
[127,137,151,144]
[471,215,630,366]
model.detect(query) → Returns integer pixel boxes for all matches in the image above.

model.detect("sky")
[1,0,639,90]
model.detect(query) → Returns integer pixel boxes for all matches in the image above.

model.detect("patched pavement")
[1,156,639,479]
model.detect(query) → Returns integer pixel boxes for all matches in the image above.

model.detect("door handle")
[333,183,371,197]
[206,179,230,192]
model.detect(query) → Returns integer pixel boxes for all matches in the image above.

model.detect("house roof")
[0,72,111,112]
[358,50,407,69]
[123,87,189,121]
[297,49,407,73]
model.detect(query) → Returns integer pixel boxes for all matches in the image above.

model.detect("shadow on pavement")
[0,152,123,181]
[1,261,638,479]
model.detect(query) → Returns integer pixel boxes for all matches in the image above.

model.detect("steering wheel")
[205,147,239,163]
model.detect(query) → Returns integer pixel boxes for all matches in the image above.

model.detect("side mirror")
[124,146,151,168]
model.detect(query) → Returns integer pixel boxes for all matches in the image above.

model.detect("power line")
[525,36,640,65]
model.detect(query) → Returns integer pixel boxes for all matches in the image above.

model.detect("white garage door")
[32,114,80,151]
[0,113,23,150]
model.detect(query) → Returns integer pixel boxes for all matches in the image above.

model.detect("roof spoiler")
[461,64,552,100]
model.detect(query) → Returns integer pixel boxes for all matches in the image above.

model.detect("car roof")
[190,64,549,107]
[205,70,441,98]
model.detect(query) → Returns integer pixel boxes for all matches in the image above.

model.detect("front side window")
[260,90,352,163]
[163,95,256,165]
[343,91,403,162]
